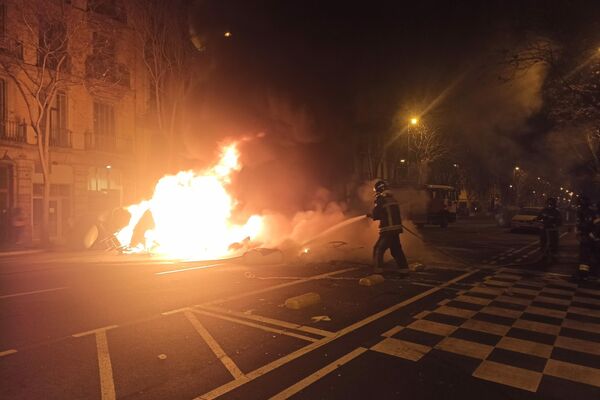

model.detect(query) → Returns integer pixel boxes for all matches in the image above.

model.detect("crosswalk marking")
[555,336,600,356]
[561,318,600,334]
[435,305,476,319]
[544,359,600,388]
[496,337,553,358]
[569,306,600,318]
[480,306,522,319]
[408,319,457,336]
[473,361,542,392]
[461,319,510,336]
[513,319,561,335]
[525,306,566,319]
[455,295,492,305]
[435,337,493,359]
[372,338,429,361]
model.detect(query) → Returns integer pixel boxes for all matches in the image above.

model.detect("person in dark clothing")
[536,197,562,260]
[576,196,595,279]
[368,180,408,273]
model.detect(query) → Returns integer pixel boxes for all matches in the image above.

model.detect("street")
[1,217,599,399]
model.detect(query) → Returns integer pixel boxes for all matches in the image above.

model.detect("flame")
[115,143,263,260]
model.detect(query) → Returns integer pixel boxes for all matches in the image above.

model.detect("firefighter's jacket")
[578,207,595,234]
[537,207,562,229]
[372,191,403,233]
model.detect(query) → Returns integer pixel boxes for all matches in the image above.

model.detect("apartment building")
[0,0,147,244]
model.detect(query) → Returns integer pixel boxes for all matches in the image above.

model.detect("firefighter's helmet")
[373,179,389,194]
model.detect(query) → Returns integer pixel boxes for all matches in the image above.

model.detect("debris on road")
[311,315,331,322]
[359,274,385,286]
[284,292,321,310]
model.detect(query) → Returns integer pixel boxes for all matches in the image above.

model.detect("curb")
[0,249,45,257]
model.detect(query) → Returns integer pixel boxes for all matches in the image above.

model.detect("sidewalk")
[0,245,45,257]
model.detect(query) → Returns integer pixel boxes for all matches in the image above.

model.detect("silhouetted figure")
[369,180,408,273]
[536,197,562,262]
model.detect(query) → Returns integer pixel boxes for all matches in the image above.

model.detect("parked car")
[510,207,543,232]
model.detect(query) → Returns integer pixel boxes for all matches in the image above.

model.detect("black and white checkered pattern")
[371,268,600,393]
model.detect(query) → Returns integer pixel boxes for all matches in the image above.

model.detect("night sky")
[185,0,600,206]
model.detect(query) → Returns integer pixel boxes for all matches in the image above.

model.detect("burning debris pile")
[114,144,264,260]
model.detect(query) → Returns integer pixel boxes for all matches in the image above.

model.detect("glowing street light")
[400,159,406,163]
[410,117,418,125]
[224,31,232,38]
[514,166,520,171]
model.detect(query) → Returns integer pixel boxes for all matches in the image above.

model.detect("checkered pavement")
[371,268,600,393]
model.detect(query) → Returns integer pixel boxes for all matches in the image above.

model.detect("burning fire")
[115,143,264,260]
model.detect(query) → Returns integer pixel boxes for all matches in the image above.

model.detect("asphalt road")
[0,218,598,399]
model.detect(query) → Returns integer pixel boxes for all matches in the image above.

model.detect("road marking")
[96,330,116,400]
[0,349,17,357]
[202,267,358,307]
[184,310,245,380]
[196,269,479,400]
[0,286,67,299]
[192,309,318,342]
[200,305,334,337]
[382,325,403,337]
[161,267,357,317]
[269,347,367,400]
[372,337,429,361]
[73,325,118,338]
[474,360,542,392]
[155,263,224,275]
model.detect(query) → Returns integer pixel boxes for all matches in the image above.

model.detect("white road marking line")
[162,306,193,316]
[96,330,116,400]
[269,347,367,400]
[155,263,224,275]
[0,286,67,299]
[0,349,17,357]
[203,267,358,306]
[184,310,245,380]
[160,268,357,317]
[199,305,334,337]
[72,325,118,338]
[382,325,403,337]
[195,269,479,400]
[192,309,319,342]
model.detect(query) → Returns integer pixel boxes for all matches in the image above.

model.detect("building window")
[38,22,69,71]
[49,91,70,147]
[0,163,12,214]
[89,101,116,151]
[88,166,121,191]
[0,78,5,125]
[0,3,5,37]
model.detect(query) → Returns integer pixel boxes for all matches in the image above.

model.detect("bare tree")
[501,34,600,181]
[0,0,89,244]
[408,123,448,184]
[127,0,204,170]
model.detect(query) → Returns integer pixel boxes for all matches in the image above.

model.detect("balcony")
[0,120,27,143]
[49,128,72,148]
[85,132,132,153]
[0,36,23,60]
[85,55,130,88]
[87,0,127,23]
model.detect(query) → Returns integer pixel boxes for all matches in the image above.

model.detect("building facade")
[0,0,147,245]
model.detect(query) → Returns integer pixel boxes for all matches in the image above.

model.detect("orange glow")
[115,143,263,260]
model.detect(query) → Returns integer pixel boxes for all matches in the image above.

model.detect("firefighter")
[587,201,600,279]
[576,196,595,279]
[368,180,408,273]
[537,197,562,261]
